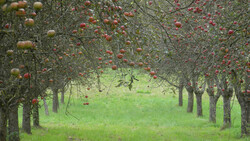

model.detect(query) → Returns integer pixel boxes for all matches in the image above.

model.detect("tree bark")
[8,104,20,141]
[222,95,231,128]
[195,93,203,117]
[179,85,183,106]
[22,101,32,134]
[0,108,7,141]
[232,70,249,136]
[53,88,59,113]
[235,89,250,136]
[33,103,40,127]
[207,89,220,123]
[43,98,49,116]
[240,101,250,136]
[187,90,194,113]
[206,77,221,123]
[61,88,65,104]
[209,96,216,123]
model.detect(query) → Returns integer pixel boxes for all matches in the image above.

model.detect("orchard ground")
[19,71,249,141]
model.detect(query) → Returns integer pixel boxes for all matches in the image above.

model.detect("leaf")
[133,76,139,81]
[115,82,123,87]
[128,84,132,91]
[116,80,125,87]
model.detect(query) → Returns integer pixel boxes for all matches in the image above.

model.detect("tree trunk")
[234,89,249,136]
[240,102,249,136]
[22,102,32,134]
[179,85,183,106]
[0,108,7,141]
[209,96,216,123]
[53,88,59,113]
[237,91,250,137]
[222,95,231,128]
[232,69,249,136]
[43,98,49,116]
[8,104,20,141]
[187,90,194,113]
[195,93,203,117]
[61,89,65,104]
[206,78,221,123]
[33,103,40,127]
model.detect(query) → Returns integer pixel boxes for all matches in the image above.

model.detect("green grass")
[19,71,249,141]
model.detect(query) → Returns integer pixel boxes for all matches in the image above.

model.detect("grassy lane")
[19,72,249,141]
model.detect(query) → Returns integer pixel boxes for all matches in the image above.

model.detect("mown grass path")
[19,73,249,141]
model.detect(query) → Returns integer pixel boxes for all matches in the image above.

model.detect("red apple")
[104,19,109,24]
[175,22,182,28]
[150,71,156,76]
[88,17,94,22]
[129,12,134,17]
[120,49,126,54]
[32,99,39,104]
[10,2,19,10]
[16,8,26,17]
[80,23,86,27]
[124,12,129,16]
[84,1,91,6]
[117,54,124,59]
[138,62,143,66]
[24,73,31,79]
[125,41,131,45]
[25,18,34,26]
[129,62,135,66]
[153,75,157,79]
[5,24,10,29]
[121,25,125,30]
[92,20,96,24]
[113,20,118,25]
[18,1,27,8]
[136,48,142,52]
[112,65,117,70]
[228,30,234,35]
[30,12,37,17]
[106,35,112,41]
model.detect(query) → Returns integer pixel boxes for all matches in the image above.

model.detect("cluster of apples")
[1,1,43,16]
[32,99,39,104]
[83,95,89,105]
[17,41,35,49]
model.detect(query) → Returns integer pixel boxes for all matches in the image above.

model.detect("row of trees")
[139,0,249,136]
[0,0,249,140]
